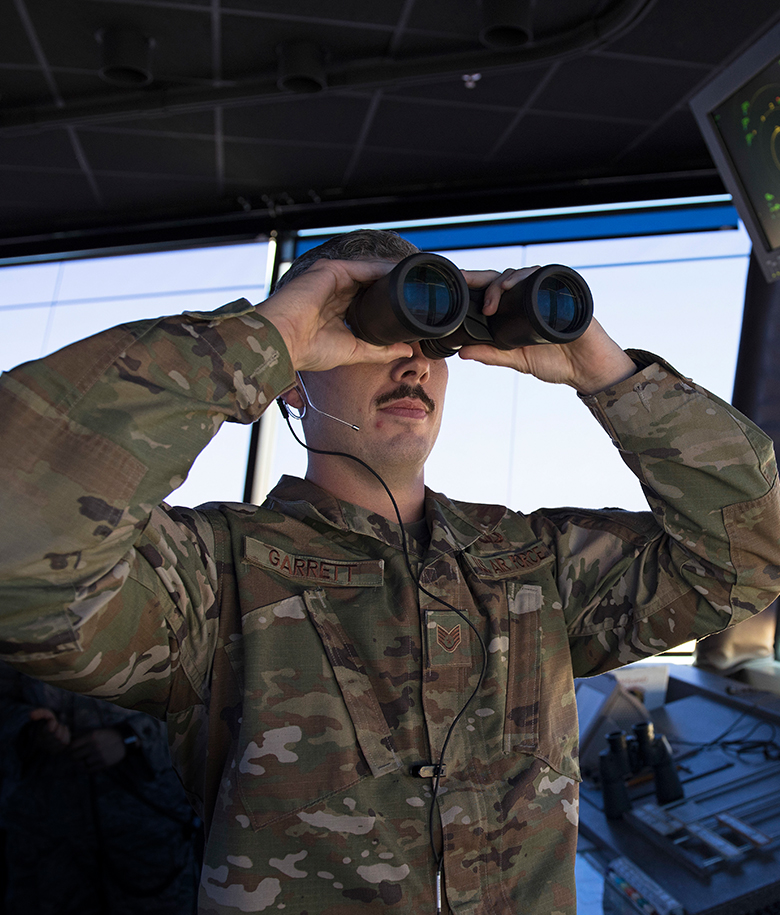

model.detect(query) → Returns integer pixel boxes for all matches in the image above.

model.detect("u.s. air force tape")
[462,541,553,579]
[243,537,384,587]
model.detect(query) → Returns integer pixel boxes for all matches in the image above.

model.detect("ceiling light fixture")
[479,0,534,49]
[96,27,155,87]
[276,41,327,93]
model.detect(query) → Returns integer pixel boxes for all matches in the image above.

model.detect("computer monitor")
[690,21,780,283]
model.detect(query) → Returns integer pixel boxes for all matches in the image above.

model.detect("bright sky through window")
[0,220,750,513]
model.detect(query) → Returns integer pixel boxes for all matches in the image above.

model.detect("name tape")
[244,538,384,587]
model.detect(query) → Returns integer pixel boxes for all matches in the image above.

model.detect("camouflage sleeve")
[0,298,295,712]
[554,351,780,676]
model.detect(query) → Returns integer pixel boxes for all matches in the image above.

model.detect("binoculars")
[599,722,684,820]
[345,252,593,358]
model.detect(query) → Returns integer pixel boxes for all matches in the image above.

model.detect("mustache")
[375,383,436,413]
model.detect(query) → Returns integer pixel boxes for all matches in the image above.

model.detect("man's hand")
[458,267,637,394]
[257,259,414,373]
[69,728,127,773]
[27,707,71,754]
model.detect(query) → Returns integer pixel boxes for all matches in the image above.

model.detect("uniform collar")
[265,475,509,556]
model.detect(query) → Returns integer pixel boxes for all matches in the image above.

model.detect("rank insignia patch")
[436,623,462,653]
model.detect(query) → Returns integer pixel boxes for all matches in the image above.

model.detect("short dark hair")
[274,229,418,291]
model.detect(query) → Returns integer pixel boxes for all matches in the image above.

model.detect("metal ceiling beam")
[0,0,655,134]
[0,166,724,266]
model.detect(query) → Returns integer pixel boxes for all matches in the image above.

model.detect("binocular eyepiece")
[345,252,593,358]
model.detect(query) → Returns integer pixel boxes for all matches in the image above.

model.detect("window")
[270,223,750,512]
[0,241,270,507]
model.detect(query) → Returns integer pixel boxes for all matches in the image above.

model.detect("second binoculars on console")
[600,722,684,820]
[345,252,594,358]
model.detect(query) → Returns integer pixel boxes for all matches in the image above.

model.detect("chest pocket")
[504,582,543,753]
[502,581,580,782]
[224,590,401,831]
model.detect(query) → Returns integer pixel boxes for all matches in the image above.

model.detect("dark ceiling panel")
[223,139,353,190]
[0,131,81,169]
[613,107,714,172]
[344,146,485,192]
[607,0,780,64]
[363,95,513,156]
[0,169,100,217]
[96,173,218,210]
[403,0,482,38]
[95,110,217,136]
[491,112,648,174]
[78,129,216,179]
[0,19,37,67]
[1,0,779,258]
[39,70,127,102]
[222,1,409,27]
[221,94,374,145]
[532,55,707,120]
[357,30,475,59]
[0,67,52,106]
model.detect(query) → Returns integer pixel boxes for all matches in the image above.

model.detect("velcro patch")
[464,541,553,580]
[425,610,471,667]
[436,623,462,653]
[243,538,384,587]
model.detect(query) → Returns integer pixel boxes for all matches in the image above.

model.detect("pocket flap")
[304,590,401,779]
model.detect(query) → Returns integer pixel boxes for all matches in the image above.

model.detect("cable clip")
[410,763,447,779]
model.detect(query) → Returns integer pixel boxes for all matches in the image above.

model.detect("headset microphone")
[280,372,360,431]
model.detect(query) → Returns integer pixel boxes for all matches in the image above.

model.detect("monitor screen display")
[710,55,780,251]
[691,22,780,283]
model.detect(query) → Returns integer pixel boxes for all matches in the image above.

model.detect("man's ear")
[280,385,305,413]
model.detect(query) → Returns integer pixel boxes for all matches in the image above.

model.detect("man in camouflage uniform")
[1,229,779,915]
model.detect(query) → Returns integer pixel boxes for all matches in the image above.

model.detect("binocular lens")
[346,253,592,353]
[537,276,582,334]
[403,264,462,327]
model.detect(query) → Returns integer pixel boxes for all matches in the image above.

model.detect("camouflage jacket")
[1,298,779,915]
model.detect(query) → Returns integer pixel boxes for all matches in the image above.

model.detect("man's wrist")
[573,352,639,395]
[254,302,300,371]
